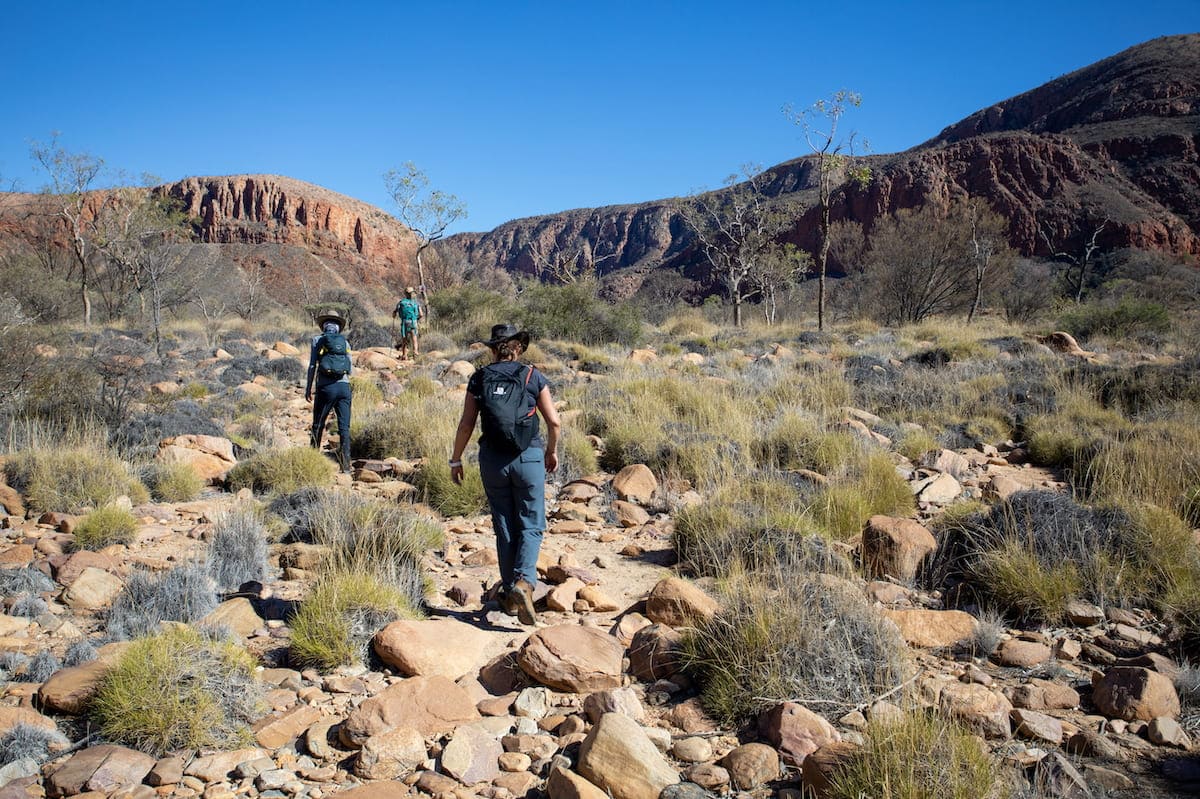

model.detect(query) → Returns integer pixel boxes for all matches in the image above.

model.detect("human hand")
[545,451,559,473]
[304,391,312,402]
[450,463,464,485]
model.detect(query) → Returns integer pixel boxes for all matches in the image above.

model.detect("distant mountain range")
[1,34,1196,309]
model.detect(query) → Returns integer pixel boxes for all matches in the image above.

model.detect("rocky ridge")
[1,334,1198,798]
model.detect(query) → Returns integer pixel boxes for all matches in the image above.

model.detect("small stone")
[1148,716,1191,748]
[498,752,531,772]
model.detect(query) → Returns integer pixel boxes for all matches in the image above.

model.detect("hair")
[495,339,525,361]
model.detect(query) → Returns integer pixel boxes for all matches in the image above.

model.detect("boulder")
[1148,716,1191,748]
[157,435,237,482]
[441,724,503,785]
[340,675,481,746]
[253,705,323,750]
[1011,708,1063,744]
[372,618,492,681]
[938,682,1012,738]
[578,713,679,799]
[612,465,657,504]
[995,639,1052,668]
[671,737,713,763]
[184,748,268,782]
[583,687,645,724]
[354,726,426,780]
[719,743,780,790]
[645,577,719,628]
[801,742,860,799]
[62,567,124,610]
[0,543,33,568]
[547,577,586,612]
[0,484,25,517]
[38,642,131,714]
[627,623,683,681]
[547,765,610,799]
[321,781,411,799]
[0,707,58,737]
[860,516,936,581]
[202,598,264,639]
[1092,666,1180,721]
[612,500,651,528]
[519,624,624,692]
[56,550,117,586]
[881,608,977,648]
[916,473,962,504]
[46,745,155,797]
[758,702,841,766]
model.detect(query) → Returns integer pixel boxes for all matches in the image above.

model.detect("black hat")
[483,323,531,349]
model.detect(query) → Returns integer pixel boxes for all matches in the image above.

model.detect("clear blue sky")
[2,1,1196,234]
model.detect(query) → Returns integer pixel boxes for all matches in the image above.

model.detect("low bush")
[206,509,269,591]
[0,567,55,596]
[24,651,60,683]
[559,425,599,482]
[5,445,148,514]
[674,476,850,579]
[429,284,516,345]
[63,639,97,667]
[92,626,261,756]
[516,280,643,346]
[826,712,1005,799]
[682,575,911,727]
[112,399,224,456]
[1058,297,1171,343]
[226,446,334,495]
[10,595,48,618]
[106,565,219,640]
[349,375,384,410]
[144,461,204,503]
[930,491,1200,623]
[72,505,139,551]
[753,412,864,475]
[814,453,916,539]
[0,723,70,767]
[896,427,940,462]
[288,571,420,670]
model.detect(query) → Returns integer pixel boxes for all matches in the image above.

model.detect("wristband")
[448,460,462,467]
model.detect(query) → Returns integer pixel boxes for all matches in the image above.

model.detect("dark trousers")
[479,446,546,590]
[311,380,352,462]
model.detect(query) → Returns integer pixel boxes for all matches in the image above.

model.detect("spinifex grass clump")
[92,626,261,756]
[5,445,148,514]
[144,461,203,503]
[287,491,440,670]
[0,723,70,767]
[106,565,218,640]
[226,446,335,495]
[71,505,139,551]
[813,452,916,539]
[580,367,755,488]
[753,412,864,475]
[674,475,850,579]
[353,391,486,515]
[930,490,1200,623]
[206,508,269,591]
[682,575,911,727]
[826,712,1006,799]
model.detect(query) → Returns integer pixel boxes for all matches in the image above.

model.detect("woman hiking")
[450,324,560,625]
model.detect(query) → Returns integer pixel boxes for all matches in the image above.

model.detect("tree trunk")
[816,161,831,332]
[733,293,742,327]
[967,272,983,323]
[415,245,432,321]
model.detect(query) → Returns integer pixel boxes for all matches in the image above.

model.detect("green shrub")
[682,575,911,727]
[516,280,643,346]
[92,626,261,756]
[429,284,516,345]
[753,412,864,475]
[5,446,148,514]
[145,462,203,503]
[349,374,383,410]
[72,505,139,551]
[559,425,599,482]
[416,457,488,517]
[179,382,209,400]
[289,570,420,670]
[226,447,334,494]
[1058,297,1171,342]
[814,453,916,539]
[896,427,939,462]
[827,712,1006,799]
[674,476,850,579]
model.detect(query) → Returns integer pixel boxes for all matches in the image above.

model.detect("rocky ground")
[2,337,1199,799]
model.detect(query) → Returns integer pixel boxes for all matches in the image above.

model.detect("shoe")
[336,450,351,473]
[513,579,537,626]
[498,587,519,616]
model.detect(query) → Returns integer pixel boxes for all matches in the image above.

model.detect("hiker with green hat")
[392,287,422,361]
[305,308,353,473]
[450,323,561,625]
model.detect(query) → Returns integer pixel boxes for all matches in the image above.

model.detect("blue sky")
[1,1,1196,234]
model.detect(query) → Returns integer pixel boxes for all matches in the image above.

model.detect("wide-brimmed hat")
[404,286,416,296]
[314,308,348,330]
[483,323,530,349]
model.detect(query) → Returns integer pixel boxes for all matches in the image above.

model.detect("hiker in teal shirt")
[392,287,422,361]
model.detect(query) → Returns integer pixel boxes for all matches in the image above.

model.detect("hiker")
[392,287,422,360]
[305,308,353,473]
[450,324,561,625]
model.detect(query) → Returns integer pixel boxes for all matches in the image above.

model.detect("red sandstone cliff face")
[447,34,1200,296]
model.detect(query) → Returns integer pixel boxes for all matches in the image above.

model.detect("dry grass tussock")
[226,446,335,495]
[353,389,486,515]
[92,626,262,756]
[3,421,147,513]
[143,461,204,502]
[930,490,1200,623]
[826,711,1008,799]
[206,507,269,591]
[106,565,218,640]
[72,505,139,551]
[681,573,912,727]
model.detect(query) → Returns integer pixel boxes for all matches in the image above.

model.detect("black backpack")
[317,333,352,376]
[475,364,537,452]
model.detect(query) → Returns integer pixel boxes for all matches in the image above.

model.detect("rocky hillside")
[446,34,1200,296]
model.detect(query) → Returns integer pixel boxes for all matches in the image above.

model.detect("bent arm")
[537,386,561,469]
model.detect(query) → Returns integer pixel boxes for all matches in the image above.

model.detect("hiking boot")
[513,579,537,626]
[498,587,519,616]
